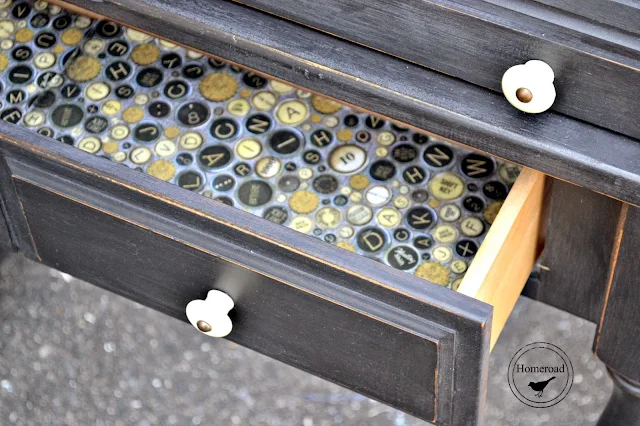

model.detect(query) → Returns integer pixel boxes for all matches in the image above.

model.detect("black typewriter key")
[182,64,204,79]
[0,108,22,124]
[86,105,99,114]
[35,33,56,49]
[303,150,321,165]
[355,130,371,143]
[30,13,49,28]
[162,53,182,69]
[12,2,31,19]
[12,46,32,61]
[134,123,160,142]
[212,175,235,192]
[313,174,338,194]
[456,240,478,257]
[198,145,231,169]
[237,180,272,207]
[6,90,25,104]
[324,234,337,243]
[357,227,387,253]
[210,118,238,140]
[403,166,426,185]
[60,84,80,99]
[9,66,33,84]
[208,58,226,69]
[106,62,132,81]
[343,114,359,127]
[391,144,418,163]
[36,72,63,89]
[178,102,209,127]
[61,48,81,66]
[57,135,74,145]
[176,153,193,166]
[51,104,83,128]
[53,15,72,30]
[148,101,170,118]
[387,246,419,270]
[233,163,252,177]
[284,162,296,172]
[136,67,163,87]
[164,80,188,99]
[269,130,301,155]
[365,115,385,129]
[407,207,435,230]
[243,72,266,88]
[215,197,234,206]
[37,127,54,138]
[334,194,348,206]
[483,181,508,200]
[311,129,332,147]
[411,189,429,203]
[278,175,300,192]
[392,124,409,132]
[263,206,288,224]
[246,114,271,134]
[30,91,55,108]
[178,171,204,191]
[412,133,430,145]
[467,183,478,192]
[461,153,495,178]
[115,85,134,99]
[107,41,129,57]
[84,116,109,134]
[369,160,396,181]
[413,235,433,250]
[96,21,121,38]
[463,195,485,213]
[394,228,410,242]
[423,144,453,168]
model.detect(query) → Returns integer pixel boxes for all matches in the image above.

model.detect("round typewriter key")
[429,172,464,200]
[178,171,204,191]
[255,156,282,178]
[311,129,332,147]
[415,262,450,286]
[277,175,300,193]
[115,85,134,99]
[349,174,369,191]
[9,65,32,84]
[176,132,202,150]
[329,144,367,174]
[336,129,353,143]
[33,52,55,69]
[12,2,31,18]
[77,136,101,154]
[183,64,204,79]
[66,56,101,82]
[346,204,373,226]
[269,129,301,155]
[303,150,321,165]
[343,114,358,127]
[214,196,233,206]
[32,90,55,108]
[460,217,485,237]
[499,163,521,184]
[212,174,235,192]
[412,133,429,145]
[407,207,435,230]
[199,72,237,102]
[12,46,31,61]
[96,20,120,38]
[74,15,92,29]
[264,206,288,224]
[148,101,170,118]
[30,13,49,28]
[270,80,293,94]
[154,140,177,157]
[161,53,182,69]
[146,160,176,181]
[198,145,231,169]
[376,131,395,146]
[313,174,338,194]
[432,246,453,262]
[450,260,468,275]
[130,146,152,164]
[107,40,129,57]
[110,124,129,140]
[402,166,426,185]
[235,138,262,160]
[357,228,386,253]
[410,189,428,204]
[413,235,433,250]
[251,91,276,111]
[82,39,104,56]
[122,106,144,123]
[467,183,478,192]
[334,194,348,206]
[439,204,461,222]
[164,80,188,99]
[369,160,396,181]
[365,115,385,129]
[377,208,401,228]
[36,71,63,89]
[387,246,419,270]
[57,135,74,145]
[227,99,250,117]
[23,110,45,127]
[178,102,209,127]
[355,130,371,143]
[483,181,508,200]
[364,185,391,206]
[37,127,54,138]
[238,180,272,207]
[433,224,458,243]
[102,142,119,154]
[276,100,308,126]
[310,95,341,114]
[484,201,504,225]
[463,195,484,213]
[289,190,319,214]
[84,116,109,134]
[338,226,354,239]
[35,32,56,49]
[392,144,418,163]
[315,206,341,229]
[461,153,494,178]
[60,83,80,99]
[51,104,83,127]
[233,163,251,177]
[134,123,160,142]
[106,61,132,81]
[209,117,237,140]
[456,240,478,257]
[243,72,266,88]
[176,153,194,166]
[394,228,410,242]
[423,144,453,168]
[136,67,163,87]
[245,114,271,134]
[289,215,314,234]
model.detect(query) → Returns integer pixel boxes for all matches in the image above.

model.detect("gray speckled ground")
[0,254,611,426]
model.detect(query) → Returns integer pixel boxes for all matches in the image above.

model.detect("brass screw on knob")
[516,88,533,103]
[196,320,213,333]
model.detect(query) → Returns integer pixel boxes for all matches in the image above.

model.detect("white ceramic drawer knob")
[502,60,556,114]
[186,290,234,337]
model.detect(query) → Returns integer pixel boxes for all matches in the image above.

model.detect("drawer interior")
[0,0,546,344]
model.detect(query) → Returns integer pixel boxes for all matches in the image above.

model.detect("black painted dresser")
[0,0,638,424]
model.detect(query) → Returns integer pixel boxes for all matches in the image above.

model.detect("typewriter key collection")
[0,0,521,288]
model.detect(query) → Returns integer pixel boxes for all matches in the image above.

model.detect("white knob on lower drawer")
[186,290,234,337]
[502,60,556,114]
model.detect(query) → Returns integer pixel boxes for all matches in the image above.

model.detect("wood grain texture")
[232,0,640,140]
[533,0,640,35]
[533,180,624,323]
[54,0,640,208]
[0,121,492,425]
[595,205,640,383]
[458,169,546,349]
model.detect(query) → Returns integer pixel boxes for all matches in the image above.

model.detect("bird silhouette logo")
[528,376,556,397]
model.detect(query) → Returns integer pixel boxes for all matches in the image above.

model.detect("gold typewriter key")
[199,72,238,102]
[66,56,102,82]
[288,191,319,214]
[415,262,450,286]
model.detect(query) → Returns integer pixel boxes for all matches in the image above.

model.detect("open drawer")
[0,2,546,425]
